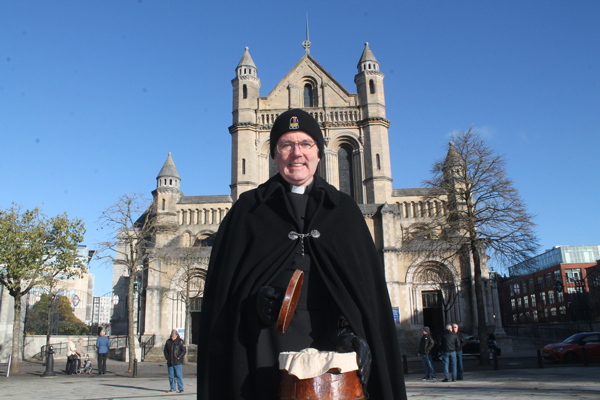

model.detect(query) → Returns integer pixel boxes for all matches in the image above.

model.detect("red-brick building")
[498,245,600,325]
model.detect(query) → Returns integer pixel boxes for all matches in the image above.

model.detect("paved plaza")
[1,355,599,399]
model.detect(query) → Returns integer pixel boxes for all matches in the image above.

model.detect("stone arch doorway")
[421,290,444,332]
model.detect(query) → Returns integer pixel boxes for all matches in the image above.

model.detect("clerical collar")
[289,179,314,195]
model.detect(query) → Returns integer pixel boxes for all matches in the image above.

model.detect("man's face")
[453,325,459,333]
[171,334,177,341]
[274,131,320,187]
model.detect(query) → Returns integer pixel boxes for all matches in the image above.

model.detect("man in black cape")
[197,109,406,399]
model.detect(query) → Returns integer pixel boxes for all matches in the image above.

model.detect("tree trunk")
[183,303,190,365]
[127,275,135,373]
[471,241,489,366]
[10,294,22,374]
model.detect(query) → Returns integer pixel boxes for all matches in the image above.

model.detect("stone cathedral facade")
[111,41,498,352]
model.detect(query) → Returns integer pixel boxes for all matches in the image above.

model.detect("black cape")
[197,174,406,399]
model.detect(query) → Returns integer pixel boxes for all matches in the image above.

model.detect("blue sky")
[1,0,599,295]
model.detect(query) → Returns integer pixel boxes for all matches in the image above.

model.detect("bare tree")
[96,193,157,373]
[0,204,85,373]
[159,240,208,364]
[410,128,539,365]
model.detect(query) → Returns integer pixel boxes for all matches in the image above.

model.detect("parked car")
[431,330,502,361]
[542,332,600,363]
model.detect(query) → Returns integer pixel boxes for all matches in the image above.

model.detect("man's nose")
[291,143,303,156]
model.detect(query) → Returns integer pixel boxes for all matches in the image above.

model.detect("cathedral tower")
[230,47,262,201]
[355,42,393,203]
[152,152,183,240]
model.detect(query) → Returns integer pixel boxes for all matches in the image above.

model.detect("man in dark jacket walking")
[417,326,435,380]
[440,324,459,382]
[453,324,466,380]
[164,330,186,394]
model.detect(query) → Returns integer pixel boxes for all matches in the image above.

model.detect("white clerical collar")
[291,185,307,194]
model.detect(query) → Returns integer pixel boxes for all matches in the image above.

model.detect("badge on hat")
[289,116,299,130]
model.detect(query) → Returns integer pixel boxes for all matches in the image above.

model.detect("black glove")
[334,325,372,385]
[256,286,285,326]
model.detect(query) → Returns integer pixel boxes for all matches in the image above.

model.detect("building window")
[517,298,522,309]
[511,299,516,310]
[243,84,248,99]
[521,281,527,294]
[242,158,246,175]
[541,292,546,305]
[338,145,355,199]
[565,268,582,283]
[550,307,557,317]
[530,294,536,308]
[545,273,552,288]
[509,285,514,296]
[528,279,534,292]
[304,84,314,107]
[536,276,544,290]
[369,79,376,94]
[523,296,529,308]
[559,306,566,315]
[557,291,564,302]
[548,290,555,304]
[533,310,538,322]
[162,199,165,211]
[376,154,381,170]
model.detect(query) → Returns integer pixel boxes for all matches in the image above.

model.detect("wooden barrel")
[279,368,365,400]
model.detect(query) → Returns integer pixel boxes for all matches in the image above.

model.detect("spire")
[237,47,256,69]
[302,14,311,55]
[157,152,180,180]
[357,42,380,72]
[444,142,461,168]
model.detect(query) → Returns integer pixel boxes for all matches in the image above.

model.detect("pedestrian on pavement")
[440,324,459,382]
[96,329,110,375]
[453,324,466,380]
[164,329,186,394]
[66,337,77,375]
[76,338,88,372]
[417,326,436,380]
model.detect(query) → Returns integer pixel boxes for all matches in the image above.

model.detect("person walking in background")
[66,337,77,375]
[418,326,436,380]
[453,324,466,381]
[76,338,88,372]
[96,329,110,375]
[440,324,459,382]
[164,329,186,394]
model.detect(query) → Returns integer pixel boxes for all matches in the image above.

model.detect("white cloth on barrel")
[278,348,358,380]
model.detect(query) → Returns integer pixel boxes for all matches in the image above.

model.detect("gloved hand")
[256,286,285,326]
[334,325,372,385]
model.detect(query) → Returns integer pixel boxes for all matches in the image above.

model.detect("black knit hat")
[270,109,324,159]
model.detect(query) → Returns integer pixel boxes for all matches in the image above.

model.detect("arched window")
[162,199,165,211]
[243,84,247,99]
[304,84,314,107]
[170,179,173,185]
[369,79,376,94]
[338,145,355,199]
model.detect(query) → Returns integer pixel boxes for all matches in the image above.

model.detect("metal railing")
[140,334,156,361]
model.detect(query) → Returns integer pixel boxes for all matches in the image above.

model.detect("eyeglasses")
[276,141,317,155]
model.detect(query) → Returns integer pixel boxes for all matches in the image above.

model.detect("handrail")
[140,334,155,361]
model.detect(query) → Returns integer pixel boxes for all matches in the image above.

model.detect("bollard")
[6,354,11,378]
[536,349,544,368]
[493,350,499,370]
[582,346,589,367]
[402,354,408,375]
[42,346,57,378]
[132,358,138,377]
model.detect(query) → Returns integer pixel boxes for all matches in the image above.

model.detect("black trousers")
[98,353,108,374]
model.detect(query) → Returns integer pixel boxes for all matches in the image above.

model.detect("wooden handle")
[277,270,304,333]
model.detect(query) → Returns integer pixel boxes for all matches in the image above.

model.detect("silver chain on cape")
[288,229,321,257]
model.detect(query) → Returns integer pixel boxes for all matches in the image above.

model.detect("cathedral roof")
[237,47,256,68]
[358,42,378,66]
[178,195,232,204]
[157,152,181,179]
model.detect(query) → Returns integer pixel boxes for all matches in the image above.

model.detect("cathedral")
[111,39,499,352]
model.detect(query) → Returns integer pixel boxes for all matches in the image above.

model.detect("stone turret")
[152,152,183,229]
[355,42,392,203]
